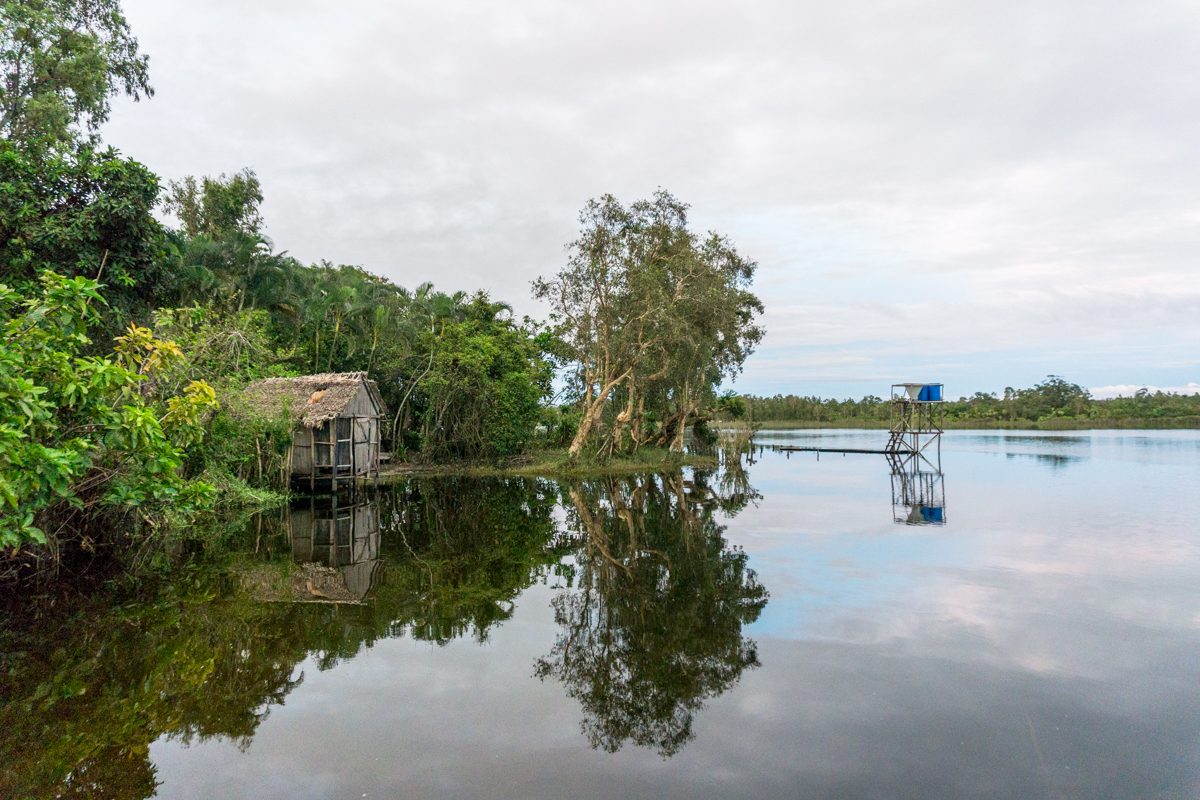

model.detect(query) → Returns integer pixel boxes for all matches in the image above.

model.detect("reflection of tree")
[0,583,307,799]
[535,471,768,757]
[0,476,568,800]
[372,476,572,644]
[0,471,761,795]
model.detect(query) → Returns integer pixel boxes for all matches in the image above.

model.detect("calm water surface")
[4,430,1200,798]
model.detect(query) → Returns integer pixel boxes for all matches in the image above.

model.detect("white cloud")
[106,0,1200,395]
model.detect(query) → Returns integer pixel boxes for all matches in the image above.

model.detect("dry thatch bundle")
[234,372,387,429]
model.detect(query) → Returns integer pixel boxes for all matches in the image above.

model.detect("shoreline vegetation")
[0,1,763,583]
[2,2,1195,587]
[727,377,1200,431]
[721,416,1200,431]
[380,447,719,479]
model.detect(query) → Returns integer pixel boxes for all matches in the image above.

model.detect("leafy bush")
[0,272,216,549]
[412,296,552,460]
[0,141,168,336]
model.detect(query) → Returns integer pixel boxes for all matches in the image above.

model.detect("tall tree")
[0,0,162,336]
[534,191,763,457]
[0,140,166,337]
[1,0,152,147]
[163,169,264,240]
[158,169,291,313]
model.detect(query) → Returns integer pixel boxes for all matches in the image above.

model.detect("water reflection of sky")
[147,430,1200,799]
[734,430,1200,667]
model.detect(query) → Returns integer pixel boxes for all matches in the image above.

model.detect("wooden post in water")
[330,423,337,495]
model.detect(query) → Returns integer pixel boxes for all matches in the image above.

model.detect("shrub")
[0,273,216,552]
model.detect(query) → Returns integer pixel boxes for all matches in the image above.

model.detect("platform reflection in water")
[887,451,946,525]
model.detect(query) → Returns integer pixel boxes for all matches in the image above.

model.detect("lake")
[3,429,1199,799]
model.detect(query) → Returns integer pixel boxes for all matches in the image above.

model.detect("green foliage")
[149,304,292,391]
[540,405,581,449]
[943,377,1200,423]
[412,294,552,459]
[0,572,308,799]
[150,208,549,461]
[129,305,296,494]
[1091,388,1200,419]
[0,467,765,795]
[182,250,555,461]
[715,390,747,419]
[740,376,1200,426]
[0,272,216,550]
[163,169,264,240]
[534,190,763,457]
[143,173,553,463]
[195,404,296,495]
[738,393,890,423]
[0,475,571,797]
[375,476,570,642]
[155,169,298,314]
[0,139,167,336]
[0,0,152,146]
[971,375,1094,420]
[0,0,782,582]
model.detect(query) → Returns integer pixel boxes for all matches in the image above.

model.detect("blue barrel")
[918,384,942,402]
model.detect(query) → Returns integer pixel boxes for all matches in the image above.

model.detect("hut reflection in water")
[284,499,382,603]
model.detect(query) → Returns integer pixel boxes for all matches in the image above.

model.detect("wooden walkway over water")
[773,446,895,454]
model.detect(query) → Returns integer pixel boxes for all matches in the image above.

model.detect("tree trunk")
[670,402,695,452]
[327,315,341,371]
[367,329,378,374]
[605,388,635,456]
[570,394,610,458]
[568,368,632,458]
[390,352,434,446]
[629,393,646,451]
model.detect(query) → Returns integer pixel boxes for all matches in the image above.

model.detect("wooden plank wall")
[287,382,385,481]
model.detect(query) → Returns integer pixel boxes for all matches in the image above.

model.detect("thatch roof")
[236,372,388,428]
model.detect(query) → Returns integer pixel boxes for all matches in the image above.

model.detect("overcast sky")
[105,0,1200,398]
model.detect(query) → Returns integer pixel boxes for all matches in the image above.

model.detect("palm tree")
[325,282,359,371]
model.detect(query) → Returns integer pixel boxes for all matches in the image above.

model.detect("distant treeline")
[739,376,1200,424]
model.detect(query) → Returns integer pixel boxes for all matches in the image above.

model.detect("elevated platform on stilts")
[772,446,895,454]
[759,383,948,525]
[768,382,946,463]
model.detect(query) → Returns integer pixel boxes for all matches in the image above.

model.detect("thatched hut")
[240,372,388,492]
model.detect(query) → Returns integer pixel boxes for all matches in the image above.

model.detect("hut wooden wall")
[292,428,314,473]
[345,384,378,475]
[353,418,373,475]
[286,381,383,480]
